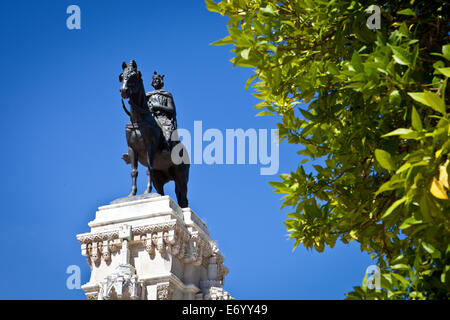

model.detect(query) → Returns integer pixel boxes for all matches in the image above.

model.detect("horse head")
[119,60,143,100]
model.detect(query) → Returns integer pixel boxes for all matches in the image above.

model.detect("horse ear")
[122,61,127,70]
[154,71,157,75]
[119,73,123,82]
[131,60,137,69]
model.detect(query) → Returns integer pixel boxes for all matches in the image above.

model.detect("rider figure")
[147,72,177,152]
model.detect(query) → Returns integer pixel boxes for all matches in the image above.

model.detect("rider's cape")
[146,89,178,133]
[146,89,174,101]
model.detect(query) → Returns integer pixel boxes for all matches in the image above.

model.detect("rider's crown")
[152,71,165,81]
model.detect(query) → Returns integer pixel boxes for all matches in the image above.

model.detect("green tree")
[206,0,450,299]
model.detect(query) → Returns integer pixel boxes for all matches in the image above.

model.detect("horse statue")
[119,60,190,208]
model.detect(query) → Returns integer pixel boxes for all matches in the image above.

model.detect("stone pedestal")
[76,194,232,300]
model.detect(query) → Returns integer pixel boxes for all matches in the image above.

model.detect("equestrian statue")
[119,60,189,208]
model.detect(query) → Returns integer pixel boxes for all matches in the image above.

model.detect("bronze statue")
[147,72,177,152]
[119,60,189,208]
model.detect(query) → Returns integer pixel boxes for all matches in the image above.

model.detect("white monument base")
[76,194,232,300]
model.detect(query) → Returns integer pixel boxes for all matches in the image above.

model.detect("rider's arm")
[152,95,175,114]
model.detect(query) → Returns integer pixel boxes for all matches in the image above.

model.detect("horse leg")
[144,144,154,194]
[174,165,189,208]
[152,170,165,196]
[128,146,138,196]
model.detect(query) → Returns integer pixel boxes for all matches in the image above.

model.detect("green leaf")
[397,8,416,16]
[350,53,363,72]
[400,217,423,229]
[382,128,414,137]
[253,101,271,110]
[260,5,278,15]
[240,48,251,60]
[299,109,314,120]
[287,212,301,219]
[327,63,339,75]
[443,45,450,60]
[422,242,441,259]
[408,92,446,114]
[419,193,434,222]
[269,181,290,193]
[391,264,410,270]
[205,0,220,13]
[210,36,234,46]
[381,197,407,219]
[256,110,274,117]
[408,92,428,105]
[390,46,411,66]
[392,273,410,287]
[423,92,446,114]
[437,67,450,77]
[389,90,402,107]
[411,106,423,131]
[375,179,403,195]
[395,162,411,174]
[245,74,258,91]
[375,149,395,171]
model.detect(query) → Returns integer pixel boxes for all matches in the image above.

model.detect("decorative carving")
[80,222,227,269]
[177,239,186,260]
[86,293,99,300]
[156,231,165,253]
[144,233,155,255]
[99,265,141,300]
[133,220,181,235]
[164,229,176,244]
[102,240,111,261]
[83,285,100,300]
[156,283,173,300]
[193,246,203,267]
[90,242,100,264]
[206,287,233,300]
[77,220,186,244]
[77,230,119,244]
[171,236,181,256]
[108,239,118,253]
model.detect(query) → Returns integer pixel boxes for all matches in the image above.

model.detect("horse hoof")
[144,188,152,194]
[128,190,137,197]
[122,154,131,164]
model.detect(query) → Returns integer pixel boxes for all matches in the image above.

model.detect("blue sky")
[0,0,372,299]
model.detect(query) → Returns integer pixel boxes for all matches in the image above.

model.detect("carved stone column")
[76,194,232,300]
